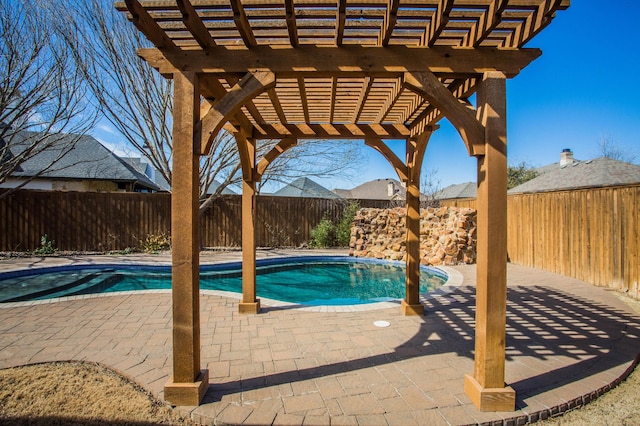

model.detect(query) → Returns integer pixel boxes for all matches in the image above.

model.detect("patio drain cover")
[373,320,390,328]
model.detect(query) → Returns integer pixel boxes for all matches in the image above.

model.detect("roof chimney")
[560,148,574,166]
[387,181,395,197]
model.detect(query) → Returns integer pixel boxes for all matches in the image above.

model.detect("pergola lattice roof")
[116,0,568,141]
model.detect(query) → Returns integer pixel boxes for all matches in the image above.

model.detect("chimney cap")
[562,148,572,153]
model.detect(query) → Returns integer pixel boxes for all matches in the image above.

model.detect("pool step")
[2,272,106,303]
[64,274,124,297]
[3,272,125,303]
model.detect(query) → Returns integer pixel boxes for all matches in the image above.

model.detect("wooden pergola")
[116,0,569,411]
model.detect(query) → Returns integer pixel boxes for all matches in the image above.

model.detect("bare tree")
[420,168,442,207]
[597,134,637,164]
[67,0,364,210]
[0,0,94,196]
[256,138,363,192]
[61,0,174,187]
[198,135,363,212]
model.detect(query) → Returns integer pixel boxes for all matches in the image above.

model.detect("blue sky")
[95,0,640,192]
[318,0,640,191]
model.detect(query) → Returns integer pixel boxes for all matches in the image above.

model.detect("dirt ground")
[1,294,638,425]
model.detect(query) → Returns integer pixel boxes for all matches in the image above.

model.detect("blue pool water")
[0,257,447,305]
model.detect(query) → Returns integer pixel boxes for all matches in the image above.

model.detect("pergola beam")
[123,0,176,49]
[335,0,347,45]
[425,0,454,47]
[472,0,508,47]
[380,0,400,46]
[284,0,299,47]
[229,0,257,47]
[255,123,411,140]
[176,0,217,48]
[375,78,404,123]
[138,46,541,77]
[352,77,373,123]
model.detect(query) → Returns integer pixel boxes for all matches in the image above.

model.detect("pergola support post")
[464,71,515,411]
[401,133,431,316]
[164,71,209,406]
[402,179,424,315]
[239,136,260,314]
[239,178,260,313]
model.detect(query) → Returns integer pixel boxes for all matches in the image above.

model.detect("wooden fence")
[441,185,640,297]
[0,190,389,251]
[200,195,389,248]
[0,191,171,252]
[2,186,638,297]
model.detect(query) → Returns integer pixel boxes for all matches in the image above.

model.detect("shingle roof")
[6,131,161,191]
[535,159,582,175]
[204,180,237,195]
[509,157,640,194]
[122,157,171,191]
[334,178,405,200]
[435,182,477,200]
[273,177,339,199]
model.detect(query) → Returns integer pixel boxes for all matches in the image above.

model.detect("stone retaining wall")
[349,207,477,265]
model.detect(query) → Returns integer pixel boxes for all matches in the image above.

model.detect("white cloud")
[94,136,136,158]
[96,122,119,136]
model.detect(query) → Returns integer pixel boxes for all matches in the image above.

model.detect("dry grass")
[539,365,640,425]
[0,361,193,426]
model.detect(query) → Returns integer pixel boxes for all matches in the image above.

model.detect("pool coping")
[0,253,463,312]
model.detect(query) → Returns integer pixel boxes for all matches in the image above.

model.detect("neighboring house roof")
[273,177,339,198]
[204,180,237,195]
[535,160,579,175]
[509,157,640,194]
[6,131,161,191]
[122,157,171,191]
[334,178,406,200]
[435,181,477,200]
[123,158,239,194]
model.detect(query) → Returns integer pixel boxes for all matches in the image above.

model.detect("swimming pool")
[0,256,448,305]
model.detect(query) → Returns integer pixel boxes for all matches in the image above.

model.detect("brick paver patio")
[1,250,638,425]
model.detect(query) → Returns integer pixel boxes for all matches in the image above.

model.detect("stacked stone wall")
[349,207,477,265]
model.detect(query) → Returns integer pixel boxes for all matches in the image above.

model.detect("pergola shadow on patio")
[114,0,570,410]
[194,279,639,422]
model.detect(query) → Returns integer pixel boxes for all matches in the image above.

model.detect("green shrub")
[140,233,171,253]
[109,247,137,255]
[309,216,335,248]
[336,202,360,247]
[33,234,57,256]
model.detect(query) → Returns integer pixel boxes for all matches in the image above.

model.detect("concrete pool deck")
[0,249,638,425]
